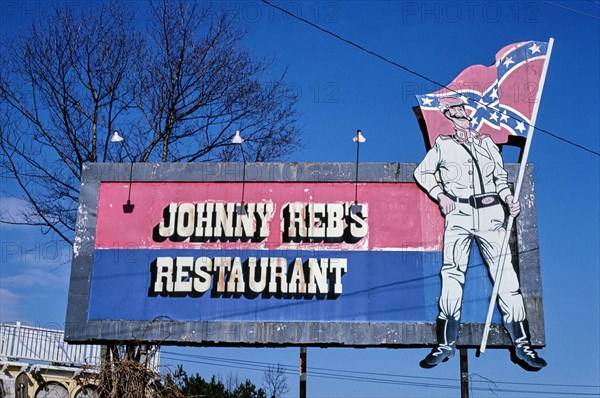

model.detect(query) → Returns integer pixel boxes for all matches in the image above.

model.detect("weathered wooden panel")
[65,162,543,348]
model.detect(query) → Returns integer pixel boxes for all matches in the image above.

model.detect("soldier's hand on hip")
[437,193,456,215]
[506,195,521,217]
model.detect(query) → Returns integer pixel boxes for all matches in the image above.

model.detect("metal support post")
[299,347,307,398]
[460,349,469,398]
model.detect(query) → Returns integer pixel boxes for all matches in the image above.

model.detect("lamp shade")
[231,130,245,144]
[111,131,124,143]
[353,130,366,143]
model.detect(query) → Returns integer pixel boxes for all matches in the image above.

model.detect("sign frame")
[65,162,544,348]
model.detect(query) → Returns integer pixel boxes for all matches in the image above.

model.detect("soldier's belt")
[446,193,501,209]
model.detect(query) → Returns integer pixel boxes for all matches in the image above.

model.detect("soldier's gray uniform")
[414,132,526,323]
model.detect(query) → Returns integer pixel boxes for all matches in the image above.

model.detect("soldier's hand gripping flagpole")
[479,38,554,353]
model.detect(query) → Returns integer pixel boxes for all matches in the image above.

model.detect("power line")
[161,351,600,396]
[260,0,600,157]
[160,352,462,392]
[259,0,447,99]
[162,352,600,396]
[542,0,600,20]
[163,351,600,388]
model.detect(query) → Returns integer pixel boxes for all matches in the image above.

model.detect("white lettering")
[153,257,174,292]
[249,257,268,293]
[288,258,306,294]
[158,204,177,237]
[283,202,368,242]
[155,201,275,242]
[268,257,288,294]
[227,257,246,293]
[173,256,193,292]
[193,257,213,293]
[150,255,347,298]
[308,258,328,294]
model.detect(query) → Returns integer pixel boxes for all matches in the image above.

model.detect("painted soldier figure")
[414,96,546,370]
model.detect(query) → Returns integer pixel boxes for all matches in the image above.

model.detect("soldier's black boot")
[420,317,460,368]
[504,320,547,371]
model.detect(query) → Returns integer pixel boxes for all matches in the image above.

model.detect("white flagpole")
[479,38,554,353]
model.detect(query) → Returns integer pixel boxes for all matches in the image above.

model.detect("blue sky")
[1,1,599,397]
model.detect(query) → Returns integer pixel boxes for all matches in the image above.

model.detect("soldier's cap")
[438,96,465,113]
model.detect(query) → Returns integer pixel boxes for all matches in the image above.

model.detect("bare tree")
[80,342,183,398]
[262,364,289,398]
[138,1,299,164]
[225,372,242,393]
[0,3,142,242]
[0,0,301,244]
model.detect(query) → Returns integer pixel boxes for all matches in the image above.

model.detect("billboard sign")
[65,162,543,347]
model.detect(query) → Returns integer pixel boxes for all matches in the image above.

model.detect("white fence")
[0,323,159,368]
[0,323,101,366]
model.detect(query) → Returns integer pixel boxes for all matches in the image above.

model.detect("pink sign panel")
[95,182,443,251]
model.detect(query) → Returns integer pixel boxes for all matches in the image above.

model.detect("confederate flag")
[414,41,551,149]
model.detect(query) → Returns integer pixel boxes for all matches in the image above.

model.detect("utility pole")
[299,347,307,398]
[460,349,469,398]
